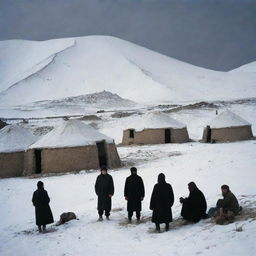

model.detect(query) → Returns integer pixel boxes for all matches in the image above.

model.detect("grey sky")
[0,0,256,71]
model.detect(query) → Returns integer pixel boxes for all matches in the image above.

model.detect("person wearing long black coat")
[95,166,114,221]
[32,181,54,232]
[124,167,145,222]
[150,173,174,232]
[180,182,207,223]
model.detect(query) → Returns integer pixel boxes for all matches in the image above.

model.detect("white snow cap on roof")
[30,120,114,149]
[209,110,251,128]
[127,111,186,131]
[0,124,37,153]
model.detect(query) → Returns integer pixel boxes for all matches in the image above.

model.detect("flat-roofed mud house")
[122,112,189,145]
[0,125,37,177]
[202,110,253,143]
[25,120,121,175]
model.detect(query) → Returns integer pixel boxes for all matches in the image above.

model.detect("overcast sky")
[0,0,256,71]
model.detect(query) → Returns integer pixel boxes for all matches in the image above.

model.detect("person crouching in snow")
[32,181,54,232]
[150,173,174,232]
[95,166,114,221]
[124,167,145,223]
[180,182,207,223]
[215,185,240,225]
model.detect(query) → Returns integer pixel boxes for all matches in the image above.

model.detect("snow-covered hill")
[230,61,256,73]
[33,90,136,109]
[0,36,255,106]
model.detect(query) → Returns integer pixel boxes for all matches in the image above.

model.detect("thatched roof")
[0,125,37,153]
[126,111,186,131]
[209,111,251,128]
[30,120,113,149]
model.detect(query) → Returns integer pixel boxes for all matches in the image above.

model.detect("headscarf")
[158,173,166,183]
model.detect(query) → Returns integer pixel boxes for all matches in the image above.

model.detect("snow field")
[0,141,256,256]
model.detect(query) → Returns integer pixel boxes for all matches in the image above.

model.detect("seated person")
[215,184,240,225]
[180,182,207,223]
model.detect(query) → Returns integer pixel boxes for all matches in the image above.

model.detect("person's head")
[101,166,108,175]
[188,182,197,192]
[158,173,166,183]
[37,181,44,189]
[130,167,137,175]
[221,184,230,196]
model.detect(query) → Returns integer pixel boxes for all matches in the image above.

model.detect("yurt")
[122,112,189,145]
[0,125,37,177]
[25,120,121,175]
[202,110,253,143]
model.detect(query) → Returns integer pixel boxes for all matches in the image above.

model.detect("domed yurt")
[0,125,37,177]
[25,120,121,175]
[122,112,189,145]
[202,110,253,143]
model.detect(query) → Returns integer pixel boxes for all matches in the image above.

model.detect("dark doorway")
[165,129,171,143]
[96,141,108,168]
[206,125,212,143]
[35,149,42,174]
[129,129,135,138]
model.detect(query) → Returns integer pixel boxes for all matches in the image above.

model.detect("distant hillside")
[31,90,136,109]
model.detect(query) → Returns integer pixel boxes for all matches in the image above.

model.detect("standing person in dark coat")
[180,182,207,223]
[95,166,114,221]
[32,181,54,232]
[124,167,145,223]
[150,173,174,232]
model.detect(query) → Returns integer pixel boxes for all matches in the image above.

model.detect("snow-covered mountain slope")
[230,61,256,73]
[0,38,75,92]
[0,36,255,106]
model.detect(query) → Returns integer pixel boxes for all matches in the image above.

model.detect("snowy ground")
[1,34,255,256]
[1,94,256,256]
[1,141,256,256]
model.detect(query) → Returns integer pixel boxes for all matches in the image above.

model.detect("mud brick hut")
[202,110,253,143]
[122,111,189,145]
[0,125,37,177]
[25,120,121,175]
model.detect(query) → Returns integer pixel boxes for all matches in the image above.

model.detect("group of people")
[32,166,240,233]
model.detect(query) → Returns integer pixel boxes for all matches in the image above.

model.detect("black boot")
[155,223,160,232]
[136,211,141,223]
[165,223,169,232]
